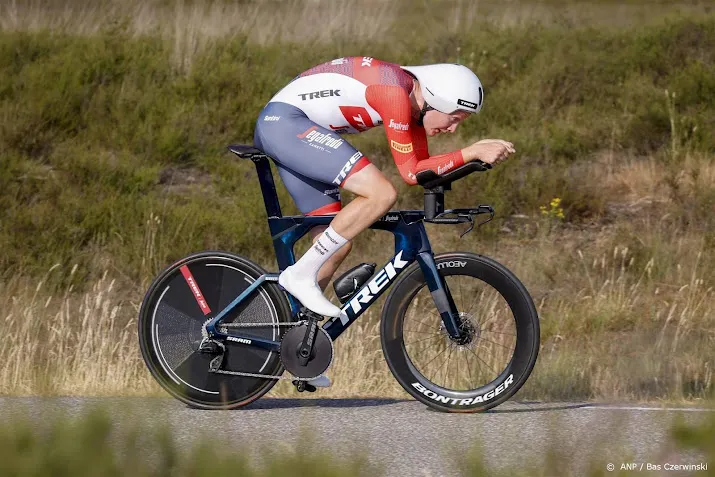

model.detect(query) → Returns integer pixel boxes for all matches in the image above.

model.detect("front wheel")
[381,252,539,412]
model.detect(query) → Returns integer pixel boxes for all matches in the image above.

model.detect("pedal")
[333,263,376,304]
[300,308,326,322]
[293,380,317,393]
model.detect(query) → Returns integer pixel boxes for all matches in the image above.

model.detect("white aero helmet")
[401,63,484,116]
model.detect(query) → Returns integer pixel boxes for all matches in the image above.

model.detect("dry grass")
[3,0,710,38]
[2,0,712,70]
[1,0,713,401]
[2,152,713,401]
[0,266,158,396]
[0,0,400,70]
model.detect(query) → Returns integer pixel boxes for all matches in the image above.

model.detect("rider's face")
[422,110,471,137]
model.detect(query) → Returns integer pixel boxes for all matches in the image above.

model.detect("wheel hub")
[440,312,481,348]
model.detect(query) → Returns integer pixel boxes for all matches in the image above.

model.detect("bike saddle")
[228,144,266,159]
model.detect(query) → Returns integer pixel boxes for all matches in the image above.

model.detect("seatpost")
[251,156,283,218]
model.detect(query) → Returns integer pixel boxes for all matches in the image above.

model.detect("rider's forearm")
[396,150,465,185]
[413,150,465,175]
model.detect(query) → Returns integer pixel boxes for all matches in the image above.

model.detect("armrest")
[415,160,491,189]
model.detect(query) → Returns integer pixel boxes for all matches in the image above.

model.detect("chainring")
[280,324,333,378]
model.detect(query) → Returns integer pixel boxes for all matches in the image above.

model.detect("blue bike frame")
[204,155,461,351]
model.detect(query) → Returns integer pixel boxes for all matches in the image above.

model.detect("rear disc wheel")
[138,251,292,409]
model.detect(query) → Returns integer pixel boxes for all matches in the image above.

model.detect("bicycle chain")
[201,319,329,381]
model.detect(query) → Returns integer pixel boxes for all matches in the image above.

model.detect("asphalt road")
[1,397,712,476]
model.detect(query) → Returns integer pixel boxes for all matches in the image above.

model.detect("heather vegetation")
[0,0,713,402]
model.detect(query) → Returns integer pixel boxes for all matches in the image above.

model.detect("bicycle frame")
[204,155,462,351]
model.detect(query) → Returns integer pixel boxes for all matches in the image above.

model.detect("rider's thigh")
[342,163,397,205]
[276,165,342,215]
[254,102,373,215]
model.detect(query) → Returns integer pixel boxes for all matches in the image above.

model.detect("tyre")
[138,251,292,409]
[381,252,539,412]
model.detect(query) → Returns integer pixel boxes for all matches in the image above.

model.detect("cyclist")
[254,57,515,386]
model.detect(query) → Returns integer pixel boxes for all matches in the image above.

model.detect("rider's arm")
[365,84,465,185]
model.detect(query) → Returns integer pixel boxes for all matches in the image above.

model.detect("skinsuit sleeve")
[365,84,465,185]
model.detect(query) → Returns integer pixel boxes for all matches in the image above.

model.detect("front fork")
[416,252,464,339]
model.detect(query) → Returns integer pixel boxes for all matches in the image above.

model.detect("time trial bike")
[137,144,540,413]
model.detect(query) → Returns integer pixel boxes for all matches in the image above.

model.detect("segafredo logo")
[436,260,466,269]
[263,115,280,122]
[297,126,344,150]
[437,161,454,174]
[337,250,409,324]
[332,152,363,185]
[412,374,514,405]
[227,336,252,345]
[388,119,409,131]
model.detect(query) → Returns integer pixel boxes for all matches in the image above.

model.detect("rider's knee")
[375,184,398,210]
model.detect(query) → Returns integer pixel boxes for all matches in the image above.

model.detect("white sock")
[292,226,348,277]
[278,226,348,318]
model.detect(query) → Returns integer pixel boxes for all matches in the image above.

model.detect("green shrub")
[1,13,714,288]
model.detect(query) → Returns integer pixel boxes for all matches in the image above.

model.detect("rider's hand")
[463,139,515,166]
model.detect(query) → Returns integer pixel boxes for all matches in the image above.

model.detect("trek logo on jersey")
[457,98,478,109]
[263,115,280,122]
[297,126,344,150]
[338,106,376,132]
[437,161,454,174]
[332,152,363,185]
[361,57,373,67]
[298,89,341,101]
[335,250,410,324]
[390,140,413,153]
[388,119,409,131]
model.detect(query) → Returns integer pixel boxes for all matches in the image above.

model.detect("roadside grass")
[2,155,713,401]
[1,13,715,289]
[0,403,713,477]
[1,2,714,402]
